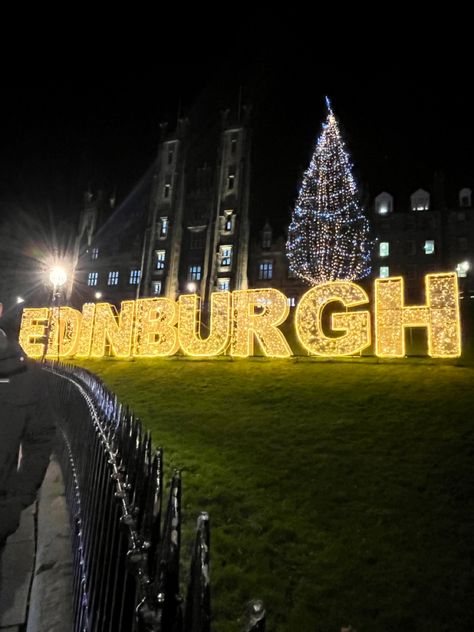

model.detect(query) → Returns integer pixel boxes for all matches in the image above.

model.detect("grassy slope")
[74,358,474,632]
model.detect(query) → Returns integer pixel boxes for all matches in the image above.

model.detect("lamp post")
[43,265,68,361]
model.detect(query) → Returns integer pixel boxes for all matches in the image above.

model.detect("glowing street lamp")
[49,265,68,288]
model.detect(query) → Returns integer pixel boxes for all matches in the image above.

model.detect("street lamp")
[49,266,68,289]
[43,265,69,361]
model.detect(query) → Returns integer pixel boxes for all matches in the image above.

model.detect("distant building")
[73,118,474,310]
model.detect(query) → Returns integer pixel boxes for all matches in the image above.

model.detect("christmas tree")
[286,98,371,285]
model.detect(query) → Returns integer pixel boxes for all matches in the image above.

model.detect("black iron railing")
[47,362,266,632]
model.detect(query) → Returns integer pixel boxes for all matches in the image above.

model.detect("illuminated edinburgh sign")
[19,273,462,359]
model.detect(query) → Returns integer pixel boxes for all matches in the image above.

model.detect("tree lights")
[19,274,462,359]
[286,98,371,285]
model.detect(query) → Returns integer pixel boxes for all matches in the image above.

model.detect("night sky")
[2,59,473,234]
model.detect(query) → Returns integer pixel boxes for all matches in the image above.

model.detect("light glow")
[286,97,371,285]
[296,281,371,356]
[374,273,461,358]
[133,298,179,357]
[179,293,231,356]
[231,289,291,358]
[49,266,68,287]
[18,276,462,359]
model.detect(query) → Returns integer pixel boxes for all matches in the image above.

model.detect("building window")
[217,278,230,291]
[108,271,119,286]
[156,250,166,270]
[190,232,205,249]
[375,192,393,215]
[164,183,171,199]
[160,217,169,238]
[188,265,202,281]
[152,281,162,295]
[379,266,390,278]
[129,269,141,285]
[87,272,98,286]
[220,245,232,267]
[227,168,235,191]
[262,231,272,249]
[379,242,389,257]
[91,247,99,260]
[459,188,472,207]
[456,261,470,278]
[410,189,430,211]
[230,133,238,155]
[167,147,174,165]
[287,297,296,307]
[222,210,233,232]
[424,240,435,255]
[259,262,273,280]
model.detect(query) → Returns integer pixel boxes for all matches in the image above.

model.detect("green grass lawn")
[73,357,474,632]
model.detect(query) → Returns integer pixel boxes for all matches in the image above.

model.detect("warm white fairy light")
[46,307,82,358]
[133,298,179,357]
[296,281,371,356]
[18,276,462,359]
[76,303,96,357]
[375,273,461,358]
[286,97,371,285]
[90,301,135,358]
[178,292,231,357]
[19,308,49,358]
[231,289,291,358]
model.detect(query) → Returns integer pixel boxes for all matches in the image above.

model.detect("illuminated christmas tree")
[286,98,371,285]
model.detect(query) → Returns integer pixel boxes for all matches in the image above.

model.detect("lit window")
[152,281,162,295]
[379,242,389,257]
[287,297,296,307]
[375,192,393,215]
[87,272,98,286]
[259,262,273,280]
[217,278,230,291]
[220,245,232,267]
[379,266,390,278]
[91,247,99,260]
[456,261,470,278]
[160,217,169,238]
[189,265,202,281]
[129,269,141,285]
[156,250,166,270]
[108,271,119,286]
[424,240,435,255]
[164,183,171,199]
[411,189,430,211]
[225,217,233,231]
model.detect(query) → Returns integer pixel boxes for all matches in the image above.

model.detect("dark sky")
[2,59,473,233]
